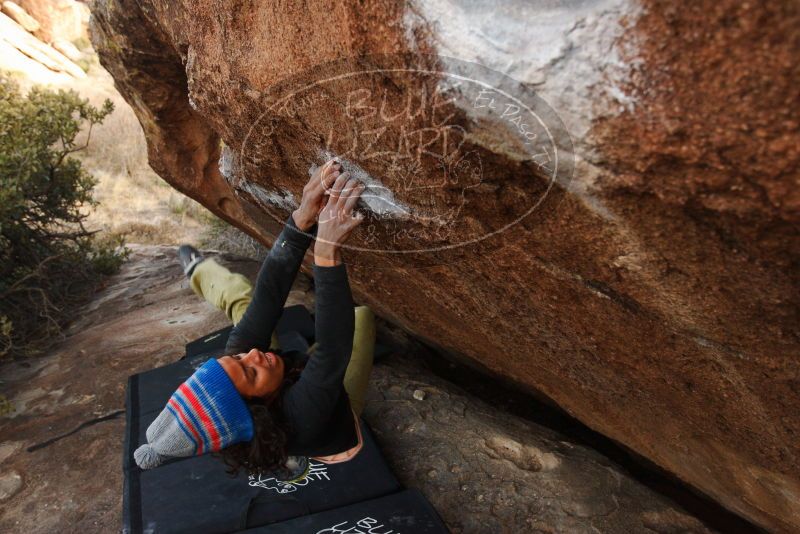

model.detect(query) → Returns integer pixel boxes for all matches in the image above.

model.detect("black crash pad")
[243,489,449,534]
[123,323,400,534]
[125,431,399,534]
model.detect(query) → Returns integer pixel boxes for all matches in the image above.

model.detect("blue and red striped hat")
[134,359,254,469]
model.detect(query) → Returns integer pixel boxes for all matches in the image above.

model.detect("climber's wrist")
[314,243,341,266]
[291,208,315,233]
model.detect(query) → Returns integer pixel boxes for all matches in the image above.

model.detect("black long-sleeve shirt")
[225,214,358,457]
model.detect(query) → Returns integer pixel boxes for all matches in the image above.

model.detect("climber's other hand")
[292,158,341,232]
[314,173,365,266]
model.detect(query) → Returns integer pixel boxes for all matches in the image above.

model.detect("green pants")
[190,258,375,415]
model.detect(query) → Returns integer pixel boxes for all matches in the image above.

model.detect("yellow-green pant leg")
[343,306,376,416]
[189,258,278,350]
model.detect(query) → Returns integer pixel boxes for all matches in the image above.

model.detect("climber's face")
[218,348,285,399]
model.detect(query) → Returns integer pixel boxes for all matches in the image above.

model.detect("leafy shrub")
[0,72,127,358]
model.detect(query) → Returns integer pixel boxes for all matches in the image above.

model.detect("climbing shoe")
[177,244,205,278]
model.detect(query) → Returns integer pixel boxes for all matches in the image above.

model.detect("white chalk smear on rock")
[315,149,412,220]
[238,180,297,211]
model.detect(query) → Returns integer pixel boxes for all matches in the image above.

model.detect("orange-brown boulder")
[89,0,799,530]
[16,0,87,43]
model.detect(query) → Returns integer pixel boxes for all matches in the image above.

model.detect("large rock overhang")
[89,0,799,530]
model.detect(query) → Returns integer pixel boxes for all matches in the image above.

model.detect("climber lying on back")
[134,159,376,479]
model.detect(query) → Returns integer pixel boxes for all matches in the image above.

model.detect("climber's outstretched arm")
[284,171,365,436]
[225,159,342,354]
[225,213,312,353]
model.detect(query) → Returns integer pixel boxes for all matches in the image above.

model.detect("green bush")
[0,73,128,358]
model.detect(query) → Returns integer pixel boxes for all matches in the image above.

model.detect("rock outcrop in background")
[1,0,89,84]
[10,0,88,44]
[89,0,799,531]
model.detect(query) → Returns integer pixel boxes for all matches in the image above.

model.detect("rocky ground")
[0,246,748,533]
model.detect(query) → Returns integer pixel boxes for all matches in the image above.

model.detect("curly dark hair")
[217,355,301,478]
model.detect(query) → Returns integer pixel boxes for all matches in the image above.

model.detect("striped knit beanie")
[133,358,254,469]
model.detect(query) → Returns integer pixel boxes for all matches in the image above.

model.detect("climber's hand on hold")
[314,172,365,267]
[292,158,342,232]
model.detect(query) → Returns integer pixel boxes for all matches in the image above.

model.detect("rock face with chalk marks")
[89,0,799,530]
